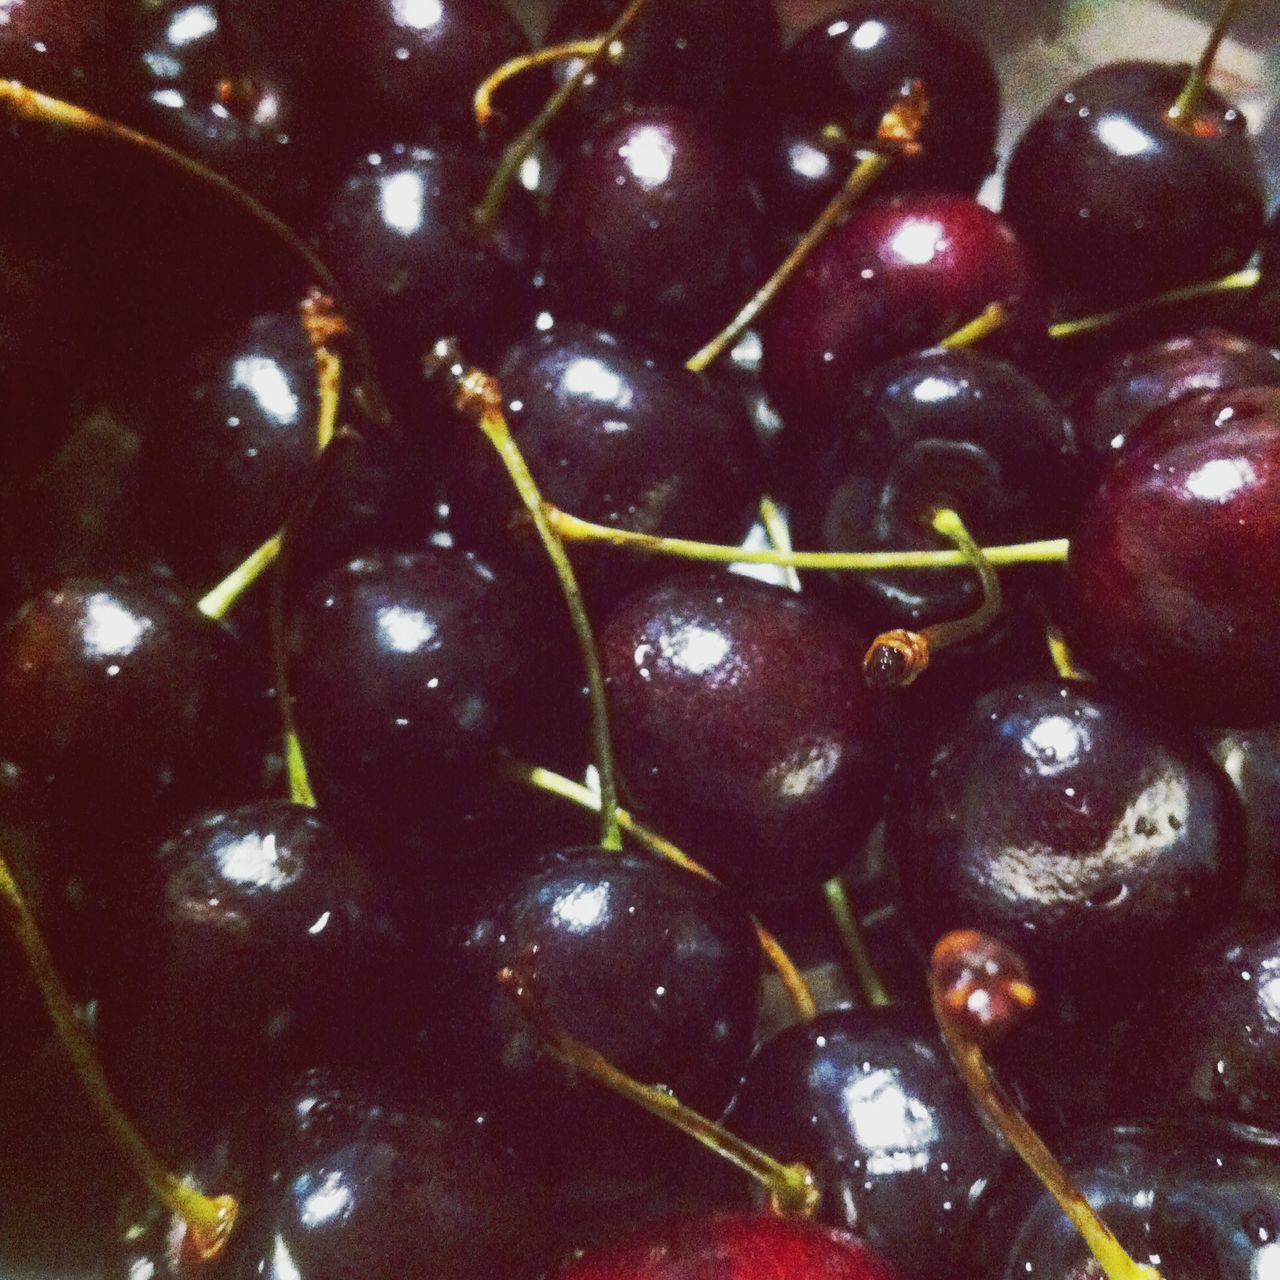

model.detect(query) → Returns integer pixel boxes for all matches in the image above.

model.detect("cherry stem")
[0,80,337,292]
[1166,0,1243,129]
[474,37,609,128]
[863,508,1002,689]
[474,0,652,229]
[499,956,821,1217]
[0,851,237,1259]
[930,930,1161,1280]
[758,496,802,592]
[196,531,283,622]
[938,302,1009,349]
[545,506,1069,571]
[823,878,891,1008]
[440,362,621,852]
[685,80,930,375]
[502,756,818,1022]
[1046,622,1086,682]
[1047,265,1260,340]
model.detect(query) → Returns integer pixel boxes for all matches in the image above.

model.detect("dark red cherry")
[760,194,1043,429]
[434,844,760,1186]
[111,1,320,212]
[0,576,269,847]
[544,108,764,355]
[0,0,108,101]
[1002,61,1265,310]
[545,0,781,139]
[1068,329,1280,479]
[446,324,761,599]
[312,142,539,412]
[753,2,999,241]
[791,346,1077,632]
[889,680,1245,1007]
[96,802,393,1157]
[1062,386,1280,726]
[326,0,529,137]
[726,1007,1006,1280]
[600,573,889,899]
[560,1214,901,1280]
[967,1121,1280,1280]
[1245,215,1280,346]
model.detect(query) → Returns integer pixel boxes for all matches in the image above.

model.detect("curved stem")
[500,958,820,1218]
[863,507,1002,689]
[0,853,237,1259]
[1047,266,1260,340]
[1166,0,1244,129]
[474,0,652,228]
[823,879,891,1008]
[474,38,606,128]
[938,302,1008,350]
[503,757,818,1023]
[0,81,337,292]
[545,506,1069,571]
[449,371,621,851]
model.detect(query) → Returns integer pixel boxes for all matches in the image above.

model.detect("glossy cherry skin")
[601,574,889,899]
[760,194,1043,430]
[1212,725,1280,908]
[312,142,540,411]
[326,0,529,136]
[96,802,393,1157]
[1068,329,1280,479]
[110,1,319,212]
[446,324,761,598]
[544,109,764,355]
[1245,215,1280,344]
[561,1214,902,1280]
[0,576,269,848]
[753,2,999,241]
[545,0,781,139]
[434,844,760,1187]
[1002,61,1265,310]
[1062,386,1280,726]
[727,1007,1006,1280]
[791,346,1077,632]
[0,0,108,100]
[889,681,1245,1006]
[967,1121,1280,1280]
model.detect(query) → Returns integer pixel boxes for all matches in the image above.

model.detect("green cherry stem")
[685,80,929,374]
[863,507,1002,689]
[823,878,892,1008]
[544,506,1069,571]
[0,851,237,1259]
[758,496,802,592]
[445,364,621,851]
[499,955,820,1217]
[502,757,818,1022]
[474,37,611,128]
[938,302,1009,349]
[1166,0,1244,129]
[473,0,653,229]
[930,930,1162,1280]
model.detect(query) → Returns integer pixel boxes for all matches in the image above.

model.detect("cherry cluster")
[0,1,1278,1279]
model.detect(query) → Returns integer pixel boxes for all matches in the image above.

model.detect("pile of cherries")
[1,0,1279,1277]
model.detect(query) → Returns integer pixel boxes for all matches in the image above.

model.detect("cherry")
[445,323,761,599]
[753,2,999,242]
[433,844,761,1187]
[544,108,763,355]
[1061,386,1280,726]
[1068,329,1280,479]
[0,575,270,848]
[95,801,393,1157]
[1211,725,1280,908]
[726,1006,1007,1280]
[312,141,540,412]
[790,346,1077,633]
[559,1214,902,1280]
[1245,214,1280,345]
[1002,61,1265,310]
[967,1120,1280,1280]
[0,0,108,102]
[889,680,1245,1007]
[760,193,1043,430]
[600,573,889,899]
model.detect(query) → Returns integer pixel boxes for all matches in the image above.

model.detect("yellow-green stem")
[939,302,1008,349]
[196,532,283,622]
[474,37,607,127]
[474,0,652,228]
[823,879,891,1008]
[0,853,237,1258]
[1166,0,1244,127]
[758,496,801,592]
